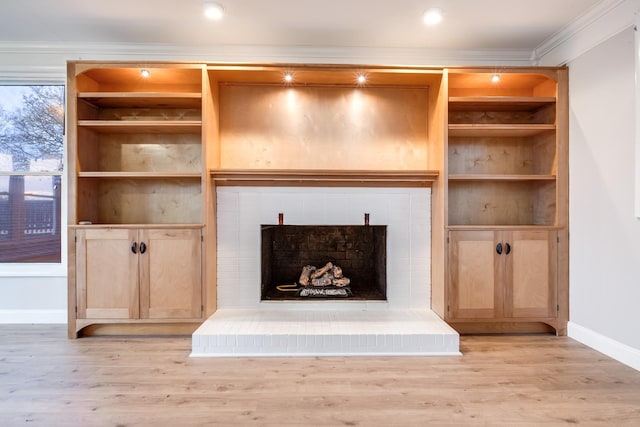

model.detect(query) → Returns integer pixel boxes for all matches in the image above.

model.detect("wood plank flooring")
[1,325,639,426]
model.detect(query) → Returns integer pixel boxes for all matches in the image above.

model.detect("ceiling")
[0,0,602,53]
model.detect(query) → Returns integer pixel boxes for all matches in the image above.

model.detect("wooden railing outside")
[0,176,61,262]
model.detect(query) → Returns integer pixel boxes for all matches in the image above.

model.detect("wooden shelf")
[78,92,202,108]
[70,223,205,229]
[448,124,555,137]
[447,225,561,231]
[448,174,556,181]
[211,169,439,187]
[77,120,201,133]
[78,172,202,179]
[448,96,556,111]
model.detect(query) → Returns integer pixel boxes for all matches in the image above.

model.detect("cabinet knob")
[496,243,503,255]
[505,243,511,255]
[131,242,137,254]
[140,242,147,254]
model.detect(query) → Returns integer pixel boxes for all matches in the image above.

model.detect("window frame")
[0,81,67,277]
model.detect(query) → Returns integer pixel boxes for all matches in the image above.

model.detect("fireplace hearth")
[193,186,460,357]
[261,225,387,301]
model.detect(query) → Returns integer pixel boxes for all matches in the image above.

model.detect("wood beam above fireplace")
[210,169,439,187]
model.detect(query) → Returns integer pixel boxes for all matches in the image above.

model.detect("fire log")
[333,277,350,287]
[310,262,333,279]
[298,265,316,287]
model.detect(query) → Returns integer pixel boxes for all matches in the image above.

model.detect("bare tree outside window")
[0,86,64,263]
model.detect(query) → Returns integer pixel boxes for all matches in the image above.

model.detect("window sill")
[0,263,66,277]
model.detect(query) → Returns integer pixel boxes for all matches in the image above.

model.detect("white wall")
[567,27,640,368]
[0,275,67,323]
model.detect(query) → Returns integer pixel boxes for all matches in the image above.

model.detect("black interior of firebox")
[261,225,387,301]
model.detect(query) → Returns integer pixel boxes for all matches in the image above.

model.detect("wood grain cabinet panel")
[140,228,202,319]
[448,230,499,319]
[76,228,139,319]
[448,229,558,326]
[74,227,202,326]
[504,230,557,318]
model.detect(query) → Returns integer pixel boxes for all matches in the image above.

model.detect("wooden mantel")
[210,169,439,187]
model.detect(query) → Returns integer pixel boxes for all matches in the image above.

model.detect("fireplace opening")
[261,225,387,301]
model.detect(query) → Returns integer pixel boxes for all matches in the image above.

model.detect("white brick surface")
[216,186,432,310]
[192,309,460,357]
[197,186,459,357]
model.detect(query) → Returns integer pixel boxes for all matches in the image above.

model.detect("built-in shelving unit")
[437,69,568,335]
[446,72,560,228]
[71,65,205,226]
[67,62,568,338]
[67,63,207,338]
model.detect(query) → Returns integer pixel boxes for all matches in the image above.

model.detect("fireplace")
[192,184,460,357]
[213,185,431,310]
[261,224,387,301]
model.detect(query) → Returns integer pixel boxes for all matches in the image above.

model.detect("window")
[0,86,64,263]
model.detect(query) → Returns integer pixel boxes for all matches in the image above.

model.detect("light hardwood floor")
[1,325,639,426]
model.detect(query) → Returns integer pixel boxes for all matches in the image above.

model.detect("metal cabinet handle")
[496,243,503,255]
[131,242,137,254]
[505,243,511,255]
[139,242,147,254]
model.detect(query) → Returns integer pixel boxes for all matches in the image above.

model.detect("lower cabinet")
[74,227,203,331]
[448,229,558,329]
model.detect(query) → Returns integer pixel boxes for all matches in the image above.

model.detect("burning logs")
[298,262,351,288]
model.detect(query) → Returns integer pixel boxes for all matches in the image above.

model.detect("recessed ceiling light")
[283,72,293,83]
[423,8,443,26]
[204,1,224,20]
[491,74,501,83]
[357,74,367,85]
[140,69,150,78]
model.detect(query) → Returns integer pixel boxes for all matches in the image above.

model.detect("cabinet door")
[448,230,503,319]
[139,228,202,319]
[503,230,557,318]
[76,228,139,319]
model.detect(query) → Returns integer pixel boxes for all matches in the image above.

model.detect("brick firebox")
[261,225,387,301]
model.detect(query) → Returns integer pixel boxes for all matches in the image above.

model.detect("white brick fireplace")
[191,185,459,356]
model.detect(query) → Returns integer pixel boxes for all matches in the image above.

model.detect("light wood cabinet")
[74,227,202,323]
[67,63,208,337]
[433,68,569,334]
[448,229,557,322]
[138,228,203,319]
[75,228,139,320]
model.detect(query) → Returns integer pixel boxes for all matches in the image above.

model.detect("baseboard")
[0,309,66,324]
[568,321,640,372]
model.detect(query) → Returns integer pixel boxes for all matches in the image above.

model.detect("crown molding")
[0,41,533,82]
[1,1,638,80]
[533,0,639,65]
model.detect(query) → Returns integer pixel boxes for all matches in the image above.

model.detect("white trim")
[635,17,640,218]
[0,266,66,277]
[0,41,533,81]
[0,309,66,324]
[0,66,66,84]
[568,321,640,372]
[534,0,639,65]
